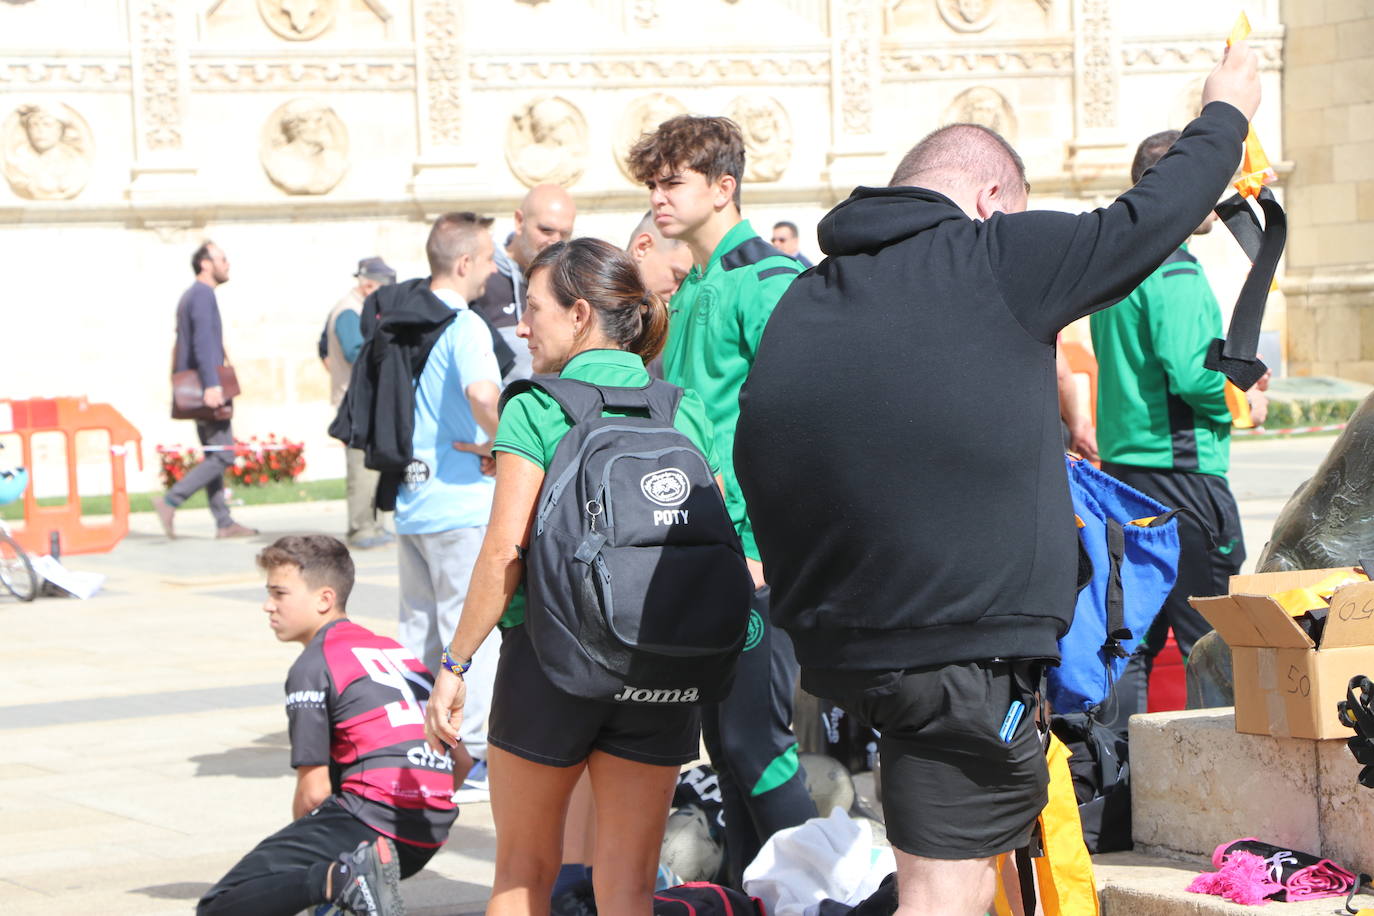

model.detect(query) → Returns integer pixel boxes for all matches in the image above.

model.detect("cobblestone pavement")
[0,433,1342,914]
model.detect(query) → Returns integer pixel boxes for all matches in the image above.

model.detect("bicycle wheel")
[0,531,38,602]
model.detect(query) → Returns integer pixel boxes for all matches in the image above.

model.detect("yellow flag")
[1226,13,1276,198]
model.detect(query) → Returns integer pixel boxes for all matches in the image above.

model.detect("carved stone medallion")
[935,0,999,33]
[943,86,1017,142]
[728,95,792,183]
[259,98,349,195]
[258,0,336,41]
[2,102,94,200]
[506,97,587,188]
[1172,77,1206,129]
[614,93,688,181]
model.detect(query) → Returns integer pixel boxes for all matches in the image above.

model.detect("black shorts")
[487,624,701,768]
[802,660,1048,860]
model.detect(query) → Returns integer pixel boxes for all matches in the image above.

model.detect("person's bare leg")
[586,751,678,916]
[561,770,597,869]
[894,848,999,916]
[487,746,584,916]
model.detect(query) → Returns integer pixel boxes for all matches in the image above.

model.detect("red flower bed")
[157,436,306,490]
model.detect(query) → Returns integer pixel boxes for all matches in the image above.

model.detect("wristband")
[440,646,471,677]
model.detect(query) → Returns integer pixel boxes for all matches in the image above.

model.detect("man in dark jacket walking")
[735,44,1261,916]
[154,241,256,539]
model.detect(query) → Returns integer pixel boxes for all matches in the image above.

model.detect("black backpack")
[500,376,754,705]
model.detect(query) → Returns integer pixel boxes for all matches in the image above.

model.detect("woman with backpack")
[425,237,736,916]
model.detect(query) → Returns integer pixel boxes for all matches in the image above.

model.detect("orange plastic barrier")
[0,397,143,556]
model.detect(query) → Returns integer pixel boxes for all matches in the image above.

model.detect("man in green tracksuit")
[628,114,816,886]
[1091,128,1268,721]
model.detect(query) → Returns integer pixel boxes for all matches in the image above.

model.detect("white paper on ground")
[30,554,105,599]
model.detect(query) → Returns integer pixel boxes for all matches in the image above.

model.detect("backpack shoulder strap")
[500,376,685,426]
[499,376,605,424]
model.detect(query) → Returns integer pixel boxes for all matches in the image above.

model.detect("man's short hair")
[426,211,494,277]
[1131,130,1182,185]
[773,221,799,238]
[626,115,745,209]
[888,123,1028,197]
[626,209,683,251]
[257,535,355,610]
[191,242,215,275]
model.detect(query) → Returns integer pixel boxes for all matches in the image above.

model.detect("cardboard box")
[1191,569,1374,740]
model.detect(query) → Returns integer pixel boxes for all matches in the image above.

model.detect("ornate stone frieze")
[259,98,349,195]
[469,53,830,88]
[0,61,130,90]
[943,86,1017,142]
[2,101,94,200]
[728,96,792,183]
[190,58,414,91]
[131,0,188,153]
[832,0,879,138]
[614,93,687,180]
[258,0,337,41]
[936,0,1000,33]
[882,43,1073,77]
[416,0,464,151]
[1122,37,1285,72]
[1073,0,1118,132]
[506,96,587,188]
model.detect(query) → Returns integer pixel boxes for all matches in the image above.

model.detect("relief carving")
[835,0,878,137]
[259,98,348,195]
[1076,0,1118,130]
[614,93,687,180]
[136,0,185,152]
[943,87,1016,142]
[728,96,792,183]
[2,102,93,200]
[258,0,336,41]
[936,0,999,33]
[506,96,586,188]
[419,0,463,149]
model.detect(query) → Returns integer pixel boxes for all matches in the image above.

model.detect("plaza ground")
[0,433,1343,914]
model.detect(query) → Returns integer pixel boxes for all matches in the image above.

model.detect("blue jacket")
[173,281,224,389]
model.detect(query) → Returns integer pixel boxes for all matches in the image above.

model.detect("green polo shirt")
[1090,246,1233,476]
[662,219,801,560]
[492,347,720,626]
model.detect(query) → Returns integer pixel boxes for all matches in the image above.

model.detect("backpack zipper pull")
[586,498,603,531]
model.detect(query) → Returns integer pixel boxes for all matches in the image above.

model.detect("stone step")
[1094,849,1372,915]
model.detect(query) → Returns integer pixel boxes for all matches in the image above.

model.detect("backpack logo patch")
[640,468,690,507]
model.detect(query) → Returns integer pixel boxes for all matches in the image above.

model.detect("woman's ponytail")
[630,291,669,365]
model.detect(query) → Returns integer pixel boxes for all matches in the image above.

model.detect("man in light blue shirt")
[393,213,502,780]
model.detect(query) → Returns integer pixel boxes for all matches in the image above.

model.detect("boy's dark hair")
[257,535,355,610]
[191,242,215,275]
[626,115,745,210]
[1131,129,1182,185]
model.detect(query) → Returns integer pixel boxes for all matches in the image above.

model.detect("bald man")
[735,44,1261,916]
[626,210,693,304]
[469,183,576,381]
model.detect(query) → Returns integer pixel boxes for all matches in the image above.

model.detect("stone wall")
[0,0,1283,494]
[1281,0,1374,381]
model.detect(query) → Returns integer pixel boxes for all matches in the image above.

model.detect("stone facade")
[1280,0,1374,383]
[0,0,1284,494]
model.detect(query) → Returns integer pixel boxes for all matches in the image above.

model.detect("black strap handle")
[1207,187,1286,391]
[1101,518,1131,660]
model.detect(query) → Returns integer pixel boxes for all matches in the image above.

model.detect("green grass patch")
[1,478,346,521]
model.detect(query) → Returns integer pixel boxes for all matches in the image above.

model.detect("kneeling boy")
[199,535,459,916]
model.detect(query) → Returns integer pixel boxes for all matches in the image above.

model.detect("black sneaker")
[334,838,406,916]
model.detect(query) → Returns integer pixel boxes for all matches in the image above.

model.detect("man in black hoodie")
[735,45,1260,915]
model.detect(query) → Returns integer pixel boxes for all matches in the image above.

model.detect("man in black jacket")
[735,44,1261,916]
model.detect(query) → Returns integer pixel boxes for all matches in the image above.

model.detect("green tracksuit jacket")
[1090,246,1233,477]
[662,220,801,560]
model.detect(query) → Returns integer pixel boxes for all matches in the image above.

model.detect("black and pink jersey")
[286,619,457,848]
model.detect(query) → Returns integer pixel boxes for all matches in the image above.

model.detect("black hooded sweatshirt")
[735,102,1248,672]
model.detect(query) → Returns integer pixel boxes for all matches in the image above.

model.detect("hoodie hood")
[375,277,455,331]
[818,186,969,257]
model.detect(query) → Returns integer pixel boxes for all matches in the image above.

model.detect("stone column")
[1066,0,1127,183]
[410,0,480,198]
[824,0,886,200]
[127,0,197,200]
[1280,0,1374,382]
